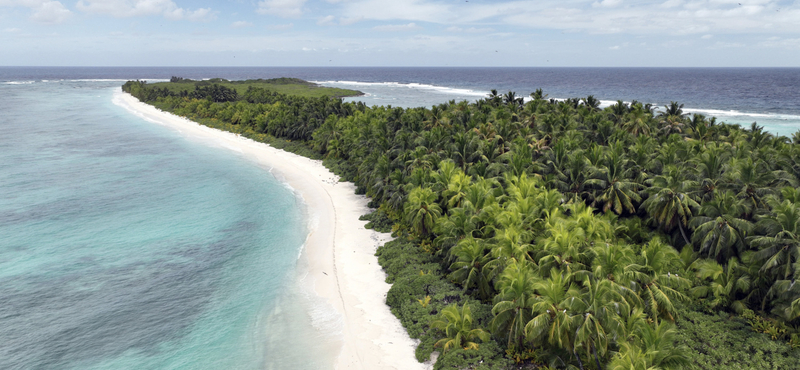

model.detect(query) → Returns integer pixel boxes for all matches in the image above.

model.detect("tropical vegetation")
[124,79,800,369]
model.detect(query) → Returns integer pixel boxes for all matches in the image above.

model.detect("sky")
[1,0,799,66]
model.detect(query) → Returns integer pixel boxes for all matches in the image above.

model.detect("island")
[121,78,800,370]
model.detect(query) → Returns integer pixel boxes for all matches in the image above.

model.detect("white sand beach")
[113,89,430,370]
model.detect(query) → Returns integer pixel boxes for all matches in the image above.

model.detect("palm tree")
[690,258,751,312]
[503,91,523,106]
[607,100,628,124]
[537,221,591,274]
[450,131,482,171]
[588,145,641,215]
[655,102,689,138]
[449,237,495,300]
[660,115,686,137]
[725,157,795,215]
[432,302,491,352]
[590,243,641,294]
[526,269,582,368]
[750,198,800,280]
[491,261,539,349]
[641,166,700,245]
[689,190,754,262]
[692,142,731,201]
[621,104,653,137]
[658,101,688,119]
[608,321,689,370]
[434,207,479,252]
[404,187,442,240]
[634,238,691,322]
[581,95,601,112]
[492,225,535,263]
[569,277,630,370]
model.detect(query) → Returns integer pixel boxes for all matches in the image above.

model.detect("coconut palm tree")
[607,100,628,124]
[491,261,539,349]
[633,238,691,322]
[569,277,630,370]
[537,221,591,274]
[432,302,491,352]
[581,95,601,112]
[526,269,583,368]
[692,142,731,201]
[641,166,700,245]
[690,258,751,312]
[658,101,688,119]
[621,104,653,137]
[725,157,796,215]
[449,237,495,300]
[608,321,689,370]
[588,145,642,215]
[689,190,754,262]
[590,243,641,294]
[493,220,534,257]
[404,186,442,240]
[750,198,800,280]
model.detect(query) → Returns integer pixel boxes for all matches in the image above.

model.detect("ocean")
[5,66,798,134]
[1,67,798,370]
[0,76,335,370]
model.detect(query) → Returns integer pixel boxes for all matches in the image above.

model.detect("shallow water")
[0,80,338,370]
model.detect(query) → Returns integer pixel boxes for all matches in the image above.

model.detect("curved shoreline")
[113,89,429,370]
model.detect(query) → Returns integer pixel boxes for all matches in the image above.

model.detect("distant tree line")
[123,80,238,103]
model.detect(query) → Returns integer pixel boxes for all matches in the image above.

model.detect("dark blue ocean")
[4,66,799,134]
[1,67,799,370]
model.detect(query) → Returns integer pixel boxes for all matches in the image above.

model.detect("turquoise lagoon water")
[0,80,337,369]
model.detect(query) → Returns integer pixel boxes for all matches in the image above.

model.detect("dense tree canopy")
[125,80,800,369]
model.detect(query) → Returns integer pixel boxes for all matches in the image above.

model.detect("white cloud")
[4,27,22,32]
[0,0,72,24]
[75,0,212,20]
[30,1,71,23]
[165,7,214,21]
[446,26,495,33]
[660,0,683,8]
[339,16,363,25]
[317,15,335,25]
[231,20,252,28]
[267,23,294,30]
[701,34,713,39]
[337,0,451,23]
[761,37,800,49]
[257,0,306,18]
[592,0,622,8]
[317,15,364,26]
[372,22,420,32]
[609,45,620,50]
[330,0,800,37]
[711,41,745,48]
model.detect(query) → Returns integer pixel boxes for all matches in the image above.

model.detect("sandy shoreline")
[113,89,430,370]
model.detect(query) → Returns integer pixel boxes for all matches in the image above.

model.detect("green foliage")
[145,77,361,99]
[677,310,800,369]
[433,341,513,370]
[359,207,394,233]
[741,309,791,340]
[431,303,490,352]
[125,78,800,369]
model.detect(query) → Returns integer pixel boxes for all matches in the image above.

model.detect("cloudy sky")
[1,0,799,66]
